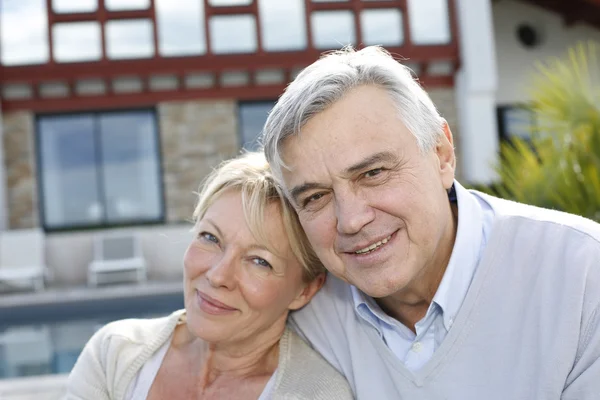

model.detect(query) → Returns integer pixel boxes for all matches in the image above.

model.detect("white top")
[290,189,600,399]
[125,337,171,400]
[125,336,278,400]
[349,181,495,370]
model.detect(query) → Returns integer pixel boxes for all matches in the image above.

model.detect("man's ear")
[436,121,456,190]
[288,273,327,311]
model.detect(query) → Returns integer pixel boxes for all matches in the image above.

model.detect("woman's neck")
[173,318,285,385]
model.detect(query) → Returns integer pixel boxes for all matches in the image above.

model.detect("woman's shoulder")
[275,328,354,399]
[65,310,185,399]
[94,309,184,346]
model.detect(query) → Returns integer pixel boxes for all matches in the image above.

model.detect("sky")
[0,0,450,66]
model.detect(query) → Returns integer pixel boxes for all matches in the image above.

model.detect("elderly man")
[261,46,600,399]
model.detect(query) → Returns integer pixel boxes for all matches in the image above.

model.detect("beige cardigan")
[64,310,353,400]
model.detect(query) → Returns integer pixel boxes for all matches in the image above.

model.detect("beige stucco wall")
[158,99,240,223]
[2,110,38,229]
[428,87,462,180]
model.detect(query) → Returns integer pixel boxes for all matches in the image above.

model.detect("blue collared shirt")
[350,181,495,371]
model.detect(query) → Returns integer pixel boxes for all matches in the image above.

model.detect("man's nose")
[334,190,375,235]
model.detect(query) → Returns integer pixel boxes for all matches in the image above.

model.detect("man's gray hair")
[261,46,445,183]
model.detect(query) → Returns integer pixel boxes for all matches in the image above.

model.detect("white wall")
[453,0,499,184]
[494,0,600,104]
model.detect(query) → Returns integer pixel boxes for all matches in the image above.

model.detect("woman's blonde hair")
[192,152,324,281]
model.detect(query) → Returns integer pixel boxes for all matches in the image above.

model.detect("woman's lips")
[196,290,238,315]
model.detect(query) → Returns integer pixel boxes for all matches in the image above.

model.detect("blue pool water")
[0,293,183,379]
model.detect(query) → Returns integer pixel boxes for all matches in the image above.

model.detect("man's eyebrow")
[289,182,328,205]
[344,151,398,176]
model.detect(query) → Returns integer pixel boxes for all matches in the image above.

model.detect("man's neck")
[376,203,458,332]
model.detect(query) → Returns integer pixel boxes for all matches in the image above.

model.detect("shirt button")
[411,342,422,353]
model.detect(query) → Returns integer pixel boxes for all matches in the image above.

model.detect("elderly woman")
[65,152,352,400]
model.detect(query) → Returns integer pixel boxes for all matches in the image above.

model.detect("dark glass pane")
[239,102,274,151]
[38,115,101,228]
[98,111,162,223]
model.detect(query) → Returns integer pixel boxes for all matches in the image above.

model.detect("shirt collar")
[351,180,485,332]
[431,181,484,331]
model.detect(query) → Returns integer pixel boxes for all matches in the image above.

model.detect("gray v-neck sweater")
[291,192,600,399]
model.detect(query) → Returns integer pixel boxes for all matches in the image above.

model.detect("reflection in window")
[52,0,97,13]
[53,22,102,63]
[105,19,154,59]
[156,0,206,56]
[311,11,355,50]
[258,0,306,51]
[209,0,252,5]
[0,0,49,65]
[105,0,149,10]
[360,9,403,46]
[37,110,163,229]
[210,15,257,54]
[407,0,451,45]
[239,101,275,151]
[497,105,536,142]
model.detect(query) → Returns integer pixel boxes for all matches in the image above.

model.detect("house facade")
[0,0,598,286]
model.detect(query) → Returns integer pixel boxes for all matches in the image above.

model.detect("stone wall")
[428,87,462,180]
[2,111,38,229]
[158,99,239,223]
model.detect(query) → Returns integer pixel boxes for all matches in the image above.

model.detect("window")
[311,11,356,49]
[258,0,307,52]
[209,15,257,54]
[497,105,536,143]
[360,9,403,46]
[53,22,102,63]
[105,19,155,59]
[156,0,206,56]
[37,110,164,230]
[239,101,275,151]
[52,0,97,13]
[0,0,49,66]
[407,0,451,45]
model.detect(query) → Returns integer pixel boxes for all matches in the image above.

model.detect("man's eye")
[364,168,383,178]
[199,232,218,244]
[251,257,272,269]
[303,192,325,206]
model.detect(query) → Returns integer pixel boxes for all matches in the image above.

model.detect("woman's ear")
[288,273,327,311]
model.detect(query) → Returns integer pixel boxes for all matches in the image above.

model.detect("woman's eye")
[364,168,383,178]
[199,232,218,244]
[251,257,272,269]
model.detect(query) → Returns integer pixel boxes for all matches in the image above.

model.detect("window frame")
[35,107,166,232]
